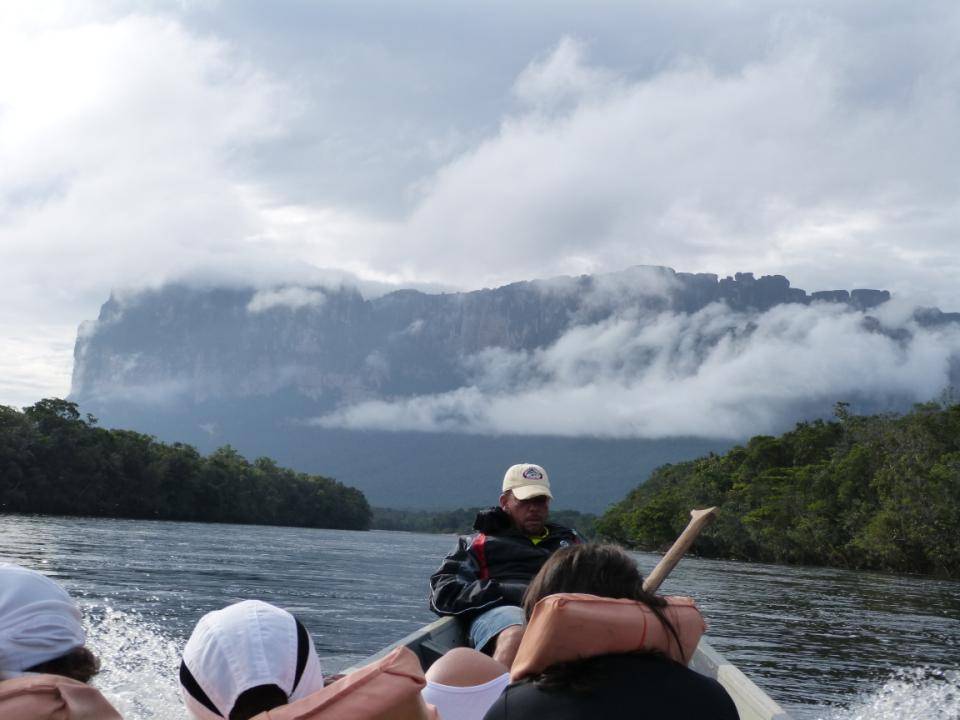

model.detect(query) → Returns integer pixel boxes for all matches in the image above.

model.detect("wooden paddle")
[642,507,717,594]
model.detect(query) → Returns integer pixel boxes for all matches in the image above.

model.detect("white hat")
[179,600,324,720]
[502,463,552,500]
[0,563,86,677]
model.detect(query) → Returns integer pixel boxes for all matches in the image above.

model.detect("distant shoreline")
[0,399,371,531]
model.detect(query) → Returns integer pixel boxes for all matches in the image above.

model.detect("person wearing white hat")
[429,463,582,669]
[0,563,122,720]
[0,563,96,682]
[179,600,325,720]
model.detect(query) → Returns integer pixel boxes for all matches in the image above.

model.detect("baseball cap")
[502,464,552,500]
[179,600,324,720]
[0,563,86,677]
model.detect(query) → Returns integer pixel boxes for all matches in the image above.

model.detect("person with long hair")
[482,544,739,719]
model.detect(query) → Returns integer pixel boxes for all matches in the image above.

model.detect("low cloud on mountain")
[315,299,960,439]
[247,287,327,314]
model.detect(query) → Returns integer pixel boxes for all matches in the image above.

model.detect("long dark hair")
[25,646,100,683]
[521,543,685,691]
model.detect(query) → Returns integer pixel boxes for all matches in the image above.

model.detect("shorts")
[468,604,525,653]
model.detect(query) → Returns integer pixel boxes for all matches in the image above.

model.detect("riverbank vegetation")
[0,399,371,530]
[598,401,960,577]
[372,507,597,537]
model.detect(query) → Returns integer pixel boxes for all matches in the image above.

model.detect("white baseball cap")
[502,463,552,500]
[0,563,86,677]
[179,600,324,720]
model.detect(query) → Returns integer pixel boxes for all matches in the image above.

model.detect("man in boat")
[429,463,582,668]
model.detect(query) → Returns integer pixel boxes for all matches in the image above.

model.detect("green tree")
[0,399,371,531]
[599,402,960,578]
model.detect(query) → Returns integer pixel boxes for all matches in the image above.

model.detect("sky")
[3,0,960,411]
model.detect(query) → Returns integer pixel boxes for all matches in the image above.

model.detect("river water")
[1,514,957,719]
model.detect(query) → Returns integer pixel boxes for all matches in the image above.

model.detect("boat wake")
[77,602,959,720]
[83,604,188,720]
[815,667,959,720]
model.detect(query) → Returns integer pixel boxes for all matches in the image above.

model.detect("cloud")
[247,287,327,313]
[512,36,620,112]
[0,324,77,410]
[314,301,960,439]
[401,319,425,336]
[372,15,960,302]
[0,12,289,306]
[73,377,194,408]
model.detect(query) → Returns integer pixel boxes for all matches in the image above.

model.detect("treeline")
[373,507,597,538]
[0,399,371,530]
[598,401,960,577]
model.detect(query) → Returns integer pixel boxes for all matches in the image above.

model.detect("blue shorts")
[469,605,525,653]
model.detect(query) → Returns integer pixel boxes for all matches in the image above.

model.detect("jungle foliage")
[0,399,371,530]
[597,401,960,577]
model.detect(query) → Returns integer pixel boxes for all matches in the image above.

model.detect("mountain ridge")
[72,266,905,405]
[69,266,960,512]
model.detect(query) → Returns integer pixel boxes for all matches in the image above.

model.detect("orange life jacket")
[0,674,122,720]
[510,593,706,682]
[251,646,438,720]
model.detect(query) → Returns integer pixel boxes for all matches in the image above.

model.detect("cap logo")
[522,467,544,481]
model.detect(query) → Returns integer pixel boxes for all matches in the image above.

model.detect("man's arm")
[429,535,525,617]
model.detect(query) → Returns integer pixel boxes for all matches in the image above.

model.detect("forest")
[0,399,371,530]
[597,401,960,577]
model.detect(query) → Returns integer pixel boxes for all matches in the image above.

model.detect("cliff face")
[70,266,954,512]
[71,266,893,407]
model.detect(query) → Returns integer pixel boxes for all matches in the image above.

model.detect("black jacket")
[482,653,740,720]
[429,507,582,619]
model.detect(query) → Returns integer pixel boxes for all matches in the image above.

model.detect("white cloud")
[0,324,76,409]
[247,287,327,313]
[512,36,620,112]
[402,319,425,336]
[372,16,960,301]
[0,9,295,403]
[315,302,960,439]
[0,12,289,298]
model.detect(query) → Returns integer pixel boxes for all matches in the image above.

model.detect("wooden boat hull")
[347,616,792,720]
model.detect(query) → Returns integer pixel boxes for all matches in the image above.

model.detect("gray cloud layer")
[315,299,960,439]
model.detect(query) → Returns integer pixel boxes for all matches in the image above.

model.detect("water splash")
[75,604,960,720]
[816,667,960,720]
[83,605,188,720]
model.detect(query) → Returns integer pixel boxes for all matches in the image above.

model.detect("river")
[1,514,957,719]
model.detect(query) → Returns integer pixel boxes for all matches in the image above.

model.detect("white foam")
[816,667,960,720]
[77,603,960,720]
[83,605,187,720]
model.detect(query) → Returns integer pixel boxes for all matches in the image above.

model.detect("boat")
[346,614,793,720]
